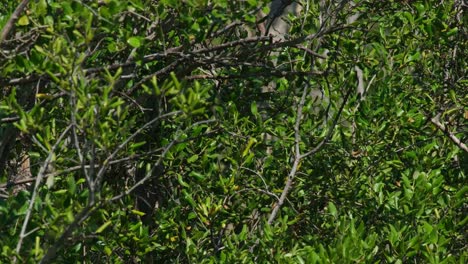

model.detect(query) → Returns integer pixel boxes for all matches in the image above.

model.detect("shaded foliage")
[0,0,466,263]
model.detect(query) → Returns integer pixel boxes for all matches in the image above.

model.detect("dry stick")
[295,44,327,59]
[0,0,30,44]
[251,85,353,260]
[249,86,310,257]
[192,35,270,54]
[301,85,353,158]
[431,113,468,153]
[0,116,21,123]
[14,125,72,262]
[0,157,142,189]
[210,21,242,38]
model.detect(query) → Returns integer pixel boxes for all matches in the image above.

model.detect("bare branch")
[186,70,323,81]
[301,84,353,158]
[38,114,202,263]
[267,84,309,225]
[431,113,468,153]
[39,203,97,264]
[108,119,217,203]
[94,111,183,188]
[295,44,327,59]
[0,0,30,44]
[15,125,72,262]
[70,89,95,203]
[265,81,354,227]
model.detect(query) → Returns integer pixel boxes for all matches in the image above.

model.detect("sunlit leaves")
[0,0,465,263]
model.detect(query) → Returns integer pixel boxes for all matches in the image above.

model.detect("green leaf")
[187,154,198,163]
[127,37,141,48]
[251,101,258,117]
[177,174,190,188]
[53,189,67,195]
[18,15,29,26]
[189,171,205,181]
[104,246,112,256]
[67,176,76,195]
[95,221,112,233]
[131,210,146,216]
[242,137,257,158]
[35,0,48,16]
[130,141,146,149]
[328,202,337,217]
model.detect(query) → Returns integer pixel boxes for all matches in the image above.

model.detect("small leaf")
[35,236,40,257]
[189,171,205,181]
[182,189,196,207]
[131,210,146,216]
[53,189,68,195]
[36,93,54,100]
[446,27,458,36]
[104,246,112,256]
[187,154,198,163]
[95,221,112,233]
[18,15,29,26]
[328,202,337,217]
[251,101,258,116]
[37,0,47,16]
[46,175,55,188]
[130,141,146,149]
[67,176,76,195]
[127,37,141,48]
[242,137,257,158]
[177,174,190,188]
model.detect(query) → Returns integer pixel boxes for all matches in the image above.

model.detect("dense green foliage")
[0,0,466,263]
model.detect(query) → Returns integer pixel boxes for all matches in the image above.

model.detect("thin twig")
[186,70,323,81]
[108,119,216,202]
[94,111,183,188]
[39,202,96,264]
[249,84,311,258]
[38,114,195,263]
[267,85,309,225]
[431,113,468,153]
[70,89,95,203]
[301,85,353,158]
[0,127,223,190]
[295,44,327,59]
[15,125,72,262]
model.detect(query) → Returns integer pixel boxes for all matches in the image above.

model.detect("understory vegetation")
[0,0,466,263]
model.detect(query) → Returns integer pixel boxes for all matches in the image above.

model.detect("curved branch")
[0,0,30,44]
[431,113,468,153]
